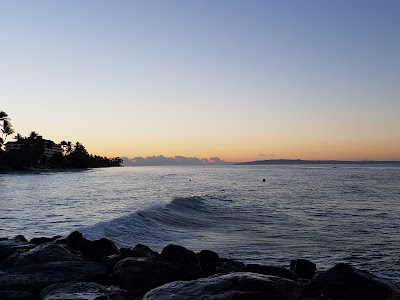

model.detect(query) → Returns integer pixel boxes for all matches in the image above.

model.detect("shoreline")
[1,231,399,299]
[0,166,121,174]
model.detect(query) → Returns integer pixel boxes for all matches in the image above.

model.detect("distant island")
[121,155,228,166]
[236,159,400,166]
[0,110,122,171]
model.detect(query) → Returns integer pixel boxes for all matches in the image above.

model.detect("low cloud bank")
[121,155,228,166]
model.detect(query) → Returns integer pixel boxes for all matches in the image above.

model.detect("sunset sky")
[1,1,399,162]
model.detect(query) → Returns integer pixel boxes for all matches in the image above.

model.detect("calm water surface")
[0,165,399,283]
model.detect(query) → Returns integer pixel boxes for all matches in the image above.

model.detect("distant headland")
[236,159,400,166]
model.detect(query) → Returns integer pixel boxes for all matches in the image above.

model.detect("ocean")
[0,165,399,283]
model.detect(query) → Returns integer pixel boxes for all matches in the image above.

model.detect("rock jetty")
[0,231,399,299]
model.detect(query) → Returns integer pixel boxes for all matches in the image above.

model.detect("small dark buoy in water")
[263,178,266,182]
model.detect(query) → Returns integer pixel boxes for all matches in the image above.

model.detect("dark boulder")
[29,236,62,245]
[39,281,128,300]
[0,261,108,294]
[0,236,34,264]
[111,245,204,299]
[290,259,316,279]
[111,257,182,297]
[302,263,400,300]
[65,231,119,261]
[198,251,297,281]
[1,242,87,269]
[214,258,246,274]
[160,244,203,280]
[103,245,158,270]
[0,291,35,300]
[133,244,158,258]
[197,250,220,276]
[243,264,297,281]
[143,272,301,300]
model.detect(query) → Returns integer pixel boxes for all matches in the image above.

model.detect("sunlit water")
[1,165,399,283]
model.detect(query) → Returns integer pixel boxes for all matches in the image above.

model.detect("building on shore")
[5,136,63,158]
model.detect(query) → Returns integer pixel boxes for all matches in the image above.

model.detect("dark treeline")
[0,111,122,170]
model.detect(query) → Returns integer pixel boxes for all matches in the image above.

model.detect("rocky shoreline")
[0,231,399,300]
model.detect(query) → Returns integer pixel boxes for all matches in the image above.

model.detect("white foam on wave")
[79,195,231,250]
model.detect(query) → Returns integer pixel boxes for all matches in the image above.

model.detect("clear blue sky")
[1,1,399,161]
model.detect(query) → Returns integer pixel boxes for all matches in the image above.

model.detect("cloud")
[122,155,228,166]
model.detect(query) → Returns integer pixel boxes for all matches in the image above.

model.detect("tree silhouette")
[14,133,23,141]
[1,111,122,169]
[29,131,39,140]
[0,111,9,121]
[0,111,14,152]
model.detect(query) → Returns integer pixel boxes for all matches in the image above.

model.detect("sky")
[1,0,399,162]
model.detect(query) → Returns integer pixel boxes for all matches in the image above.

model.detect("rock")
[197,250,220,276]
[0,261,108,294]
[214,258,245,274]
[302,263,400,300]
[39,281,128,300]
[242,264,298,281]
[290,259,316,279]
[133,244,158,258]
[0,236,34,264]
[13,235,28,243]
[143,272,301,300]
[111,257,186,297]
[87,238,120,261]
[1,242,87,269]
[197,250,297,281]
[103,245,158,270]
[66,231,119,261]
[160,244,203,280]
[0,291,35,300]
[29,236,62,245]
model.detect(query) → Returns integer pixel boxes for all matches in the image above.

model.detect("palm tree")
[0,111,9,121]
[60,141,73,156]
[14,133,23,141]
[0,111,14,151]
[29,131,39,140]
[2,120,14,138]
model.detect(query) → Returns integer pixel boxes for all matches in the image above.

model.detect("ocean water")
[0,165,399,283]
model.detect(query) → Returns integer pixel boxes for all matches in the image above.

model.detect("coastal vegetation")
[0,111,122,170]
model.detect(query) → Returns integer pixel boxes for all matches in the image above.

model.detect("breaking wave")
[80,195,238,251]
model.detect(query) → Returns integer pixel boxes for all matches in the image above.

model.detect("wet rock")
[302,263,400,300]
[66,231,119,261]
[197,250,297,281]
[133,244,158,258]
[143,272,301,300]
[111,257,181,297]
[1,242,87,269]
[103,245,158,270]
[111,245,204,298]
[0,261,108,294]
[0,236,34,264]
[290,259,316,279]
[197,250,220,276]
[0,291,35,300]
[214,258,246,274]
[29,236,62,245]
[243,264,297,281]
[160,244,203,279]
[39,281,128,300]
